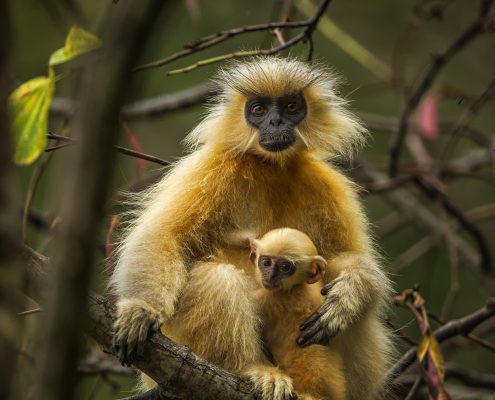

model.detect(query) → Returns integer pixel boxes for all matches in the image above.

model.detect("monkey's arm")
[111,153,225,364]
[298,168,390,347]
[298,253,389,346]
[111,215,188,365]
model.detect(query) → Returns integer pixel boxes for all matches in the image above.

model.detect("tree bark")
[25,248,257,400]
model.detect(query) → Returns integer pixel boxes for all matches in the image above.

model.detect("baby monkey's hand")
[113,298,163,366]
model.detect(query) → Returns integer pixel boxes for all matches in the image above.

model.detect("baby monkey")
[248,228,346,400]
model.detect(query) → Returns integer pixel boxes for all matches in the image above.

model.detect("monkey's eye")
[251,104,266,116]
[278,261,295,274]
[259,256,272,268]
[287,103,297,113]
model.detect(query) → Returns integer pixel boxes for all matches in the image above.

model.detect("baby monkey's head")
[250,228,326,291]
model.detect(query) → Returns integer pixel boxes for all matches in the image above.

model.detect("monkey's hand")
[298,268,375,347]
[244,365,297,400]
[113,298,164,366]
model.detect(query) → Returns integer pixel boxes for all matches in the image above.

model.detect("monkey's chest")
[231,182,318,235]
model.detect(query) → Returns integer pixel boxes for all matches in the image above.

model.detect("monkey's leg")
[155,262,295,400]
[340,316,391,400]
[281,347,346,400]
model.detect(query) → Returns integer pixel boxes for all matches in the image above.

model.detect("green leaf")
[49,26,102,66]
[10,73,55,165]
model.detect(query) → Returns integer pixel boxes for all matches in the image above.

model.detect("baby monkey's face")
[257,255,296,290]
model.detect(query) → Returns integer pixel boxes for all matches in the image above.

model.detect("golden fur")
[252,228,346,400]
[111,57,392,400]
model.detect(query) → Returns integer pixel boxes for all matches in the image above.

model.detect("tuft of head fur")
[185,56,367,161]
[255,228,318,263]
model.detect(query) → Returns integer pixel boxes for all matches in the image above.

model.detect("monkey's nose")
[269,116,283,127]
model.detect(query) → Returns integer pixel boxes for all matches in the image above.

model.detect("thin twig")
[47,134,171,167]
[164,0,332,75]
[403,375,422,400]
[133,0,331,72]
[17,308,43,316]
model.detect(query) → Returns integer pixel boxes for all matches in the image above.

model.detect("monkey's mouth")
[259,135,296,152]
[262,281,281,290]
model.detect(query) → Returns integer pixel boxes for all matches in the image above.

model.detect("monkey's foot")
[245,365,297,400]
[113,298,163,366]
[298,272,359,347]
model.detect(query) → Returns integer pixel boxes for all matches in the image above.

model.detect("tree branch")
[24,247,260,400]
[389,297,495,380]
[133,0,331,73]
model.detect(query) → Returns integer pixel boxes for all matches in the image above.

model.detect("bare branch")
[133,0,331,73]
[47,134,171,167]
[24,248,261,400]
[389,298,495,379]
[121,83,215,119]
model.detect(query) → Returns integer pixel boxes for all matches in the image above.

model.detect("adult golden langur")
[111,57,392,400]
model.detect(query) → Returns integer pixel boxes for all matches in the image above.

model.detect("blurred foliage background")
[10,0,494,398]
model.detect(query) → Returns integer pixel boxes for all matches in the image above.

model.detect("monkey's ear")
[306,256,327,284]
[249,239,259,264]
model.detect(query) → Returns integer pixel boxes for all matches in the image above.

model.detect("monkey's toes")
[245,366,296,400]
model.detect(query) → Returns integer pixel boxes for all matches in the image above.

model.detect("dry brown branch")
[51,83,216,121]
[389,297,495,379]
[46,133,171,166]
[24,248,261,400]
[133,0,331,73]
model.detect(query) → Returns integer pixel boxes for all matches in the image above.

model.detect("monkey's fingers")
[299,311,321,331]
[320,278,341,296]
[297,321,327,347]
[113,337,130,366]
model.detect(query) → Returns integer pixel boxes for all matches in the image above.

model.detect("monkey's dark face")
[245,93,307,152]
[257,255,296,289]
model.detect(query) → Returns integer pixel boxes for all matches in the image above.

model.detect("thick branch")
[24,248,259,400]
[50,82,215,121]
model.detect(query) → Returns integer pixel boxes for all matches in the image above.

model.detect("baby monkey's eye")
[260,256,272,267]
[251,104,266,116]
[287,103,297,113]
[279,261,294,273]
